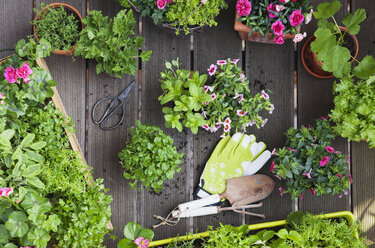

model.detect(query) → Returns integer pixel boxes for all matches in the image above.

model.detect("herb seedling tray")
[149,211,357,247]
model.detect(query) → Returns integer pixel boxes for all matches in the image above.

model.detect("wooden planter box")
[149,211,357,247]
[234,13,297,44]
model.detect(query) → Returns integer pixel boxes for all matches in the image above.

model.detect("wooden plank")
[193,0,243,232]
[140,18,191,239]
[351,0,375,244]
[0,0,33,57]
[86,1,138,247]
[35,0,86,155]
[297,0,350,213]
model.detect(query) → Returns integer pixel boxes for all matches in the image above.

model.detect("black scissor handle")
[92,97,114,125]
[99,106,127,131]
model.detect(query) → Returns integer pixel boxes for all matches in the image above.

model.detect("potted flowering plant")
[117,0,227,35]
[201,58,274,136]
[234,0,312,44]
[271,118,351,199]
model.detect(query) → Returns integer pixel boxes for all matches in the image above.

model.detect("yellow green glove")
[193,133,271,199]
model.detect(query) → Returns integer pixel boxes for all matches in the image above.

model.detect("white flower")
[202,124,210,131]
[293,32,307,43]
[276,5,284,11]
[305,9,313,24]
[269,104,275,114]
[284,0,290,3]
[261,90,269,100]
[261,118,268,127]
[240,73,245,82]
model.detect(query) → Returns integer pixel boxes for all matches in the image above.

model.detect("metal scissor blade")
[118,80,136,101]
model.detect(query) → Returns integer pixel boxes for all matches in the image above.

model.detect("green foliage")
[330,76,375,147]
[159,58,211,134]
[32,3,80,51]
[75,9,152,78]
[119,120,184,193]
[240,0,311,36]
[16,38,51,62]
[311,1,374,79]
[272,118,350,198]
[118,222,154,248]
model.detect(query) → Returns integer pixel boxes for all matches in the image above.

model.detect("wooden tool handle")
[178,194,221,212]
[172,206,219,218]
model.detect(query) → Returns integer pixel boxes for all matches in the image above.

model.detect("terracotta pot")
[302,26,359,78]
[234,13,298,43]
[33,3,84,56]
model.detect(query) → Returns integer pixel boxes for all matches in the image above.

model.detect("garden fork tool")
[92,80,136,131]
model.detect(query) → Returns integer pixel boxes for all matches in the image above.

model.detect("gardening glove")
[193,133,272,199]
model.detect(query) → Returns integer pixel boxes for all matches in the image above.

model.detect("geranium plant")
[118,120,184,193]
[75,9,152,78]
[236,0,312,44]
[202,58,274,136]
[272,118,351,198]
[118,222,154,248]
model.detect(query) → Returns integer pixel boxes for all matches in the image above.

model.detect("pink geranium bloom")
[207,64,217,76]
[274,34,285,44]
[271,20,285,35]
[325,146,335,153]
[261,90,269,99]
[0,187,13,198]
[233,94,244,103]
[310,187,316,196]
[134,237,150,248]
[231,59,239,64]
[16,62,33,83]
[237,109,247,116]
[202,124,210,131]
[217,60,227,65]
[267,3,279,18]
[4,66,18,83]
[270,161,275,172]
[320,156,330,166]
[223,124,231,132]
[279,187,283,197]
[156,0,166,9]
[289,9,304,27]
[236,0,252,16]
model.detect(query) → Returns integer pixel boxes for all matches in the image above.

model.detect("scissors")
[92,81,136,131]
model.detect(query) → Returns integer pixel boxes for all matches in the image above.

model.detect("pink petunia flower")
[310,187,316,196]
[223,123,231,132]
[336,174,343,179]
[269,104,275,114]
[267,3,279,18]
[303,170,312,179]
[217,60,227,65]
[325,146,335,153]
[211,93,217,101]
[202,124,210,131]
[290,10,305,27]
[279,187,283,197]
[4,66,18,84]
[305,9,313,24]
[261,118,268,127]
[276,5,285,11]
[134,237,150,248]
[274,34,285,44]
[293,32,307,43]
[156,0,167,9]
[271,20,285,35]
[236,0,252,16]
[207,64,217,76]
[231,59,239,64]
[224,117,231,124]
[16,62,33,83]
[270,161,275,172]
[0,187,13,198]
[237,109,247,116]
[320,156,330,166]
[261,90,269,100]
[233,93,244,103]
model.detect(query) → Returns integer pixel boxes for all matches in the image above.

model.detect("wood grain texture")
[140,17,191,239]
[86,1,138,247]
[351,0,375,244]
[193,0,243,232]
[297,0,351,213]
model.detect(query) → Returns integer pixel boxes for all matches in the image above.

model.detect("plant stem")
[331,16,344,44]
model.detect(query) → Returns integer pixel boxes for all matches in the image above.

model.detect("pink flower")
[286,147,296,152]
[280,0,285,2]
[274,174,281,180]
[202,102,209,106]
[0,187,13,198]
[134,237,150,248]
[269,104,275,114]
[303,171,312,179]
[240,73,245,82]
[348,173,353,184]
[270,161,275,172]
[223,124,231,132]
[210,126,219,133]
[310,187,316,196]
[16,62,33,83]
[344,190,348,195]
[279,187,283,197]
[246,120,256,127]
[207,64,217,76]
[236,0,252,16]
[305,9,313,24]
[224,117,231,124]
[289,9,305,27]
[325,146,334,153]
[336,174,343,179]
[1,100,5,105]
[267,3,279,18]
[271,148,276,155]
[271,20,285,35]
[261,90,269,100]
[338,194,342,198]
[346,155,351,164]
[320,156,330,166]
[274,34,285,44]
[233,94,244,103]
[276,5,284,11]
[301,192,304,200]
[4,66,18,83]
[0,93,4,99]
[204,85,214,92]
[261,118,268,127]
[217,60,227,65]
[293,32,307,43]
[231,59,239,64]
[156,0,167,9]
[167,0,172,2]
[321,116,328,120]
[237,109,247,116]
[202,111,207,119]
[202,124,210,131]
[211,93,217,100]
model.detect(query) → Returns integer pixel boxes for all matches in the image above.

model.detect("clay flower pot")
[301,26,359,79]
[234,13,298,44]
[33,3,84,55]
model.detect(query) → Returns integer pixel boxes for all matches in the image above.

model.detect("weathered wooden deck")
[1,0,374,246]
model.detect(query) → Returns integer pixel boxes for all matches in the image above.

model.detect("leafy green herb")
[118,222,154,248]
[118,120,184,193]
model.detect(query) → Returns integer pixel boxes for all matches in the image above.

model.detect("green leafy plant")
[118,222,154,248]
[119,120,184,193]
[272,118,351,198]
[311,0,375,79]
[75,9,152,78]
[159,58,211,134]
[32,3,80,51]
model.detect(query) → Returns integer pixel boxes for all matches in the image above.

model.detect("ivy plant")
[159,59,211,134]
[75,9,152,78]
[118,120,184,193]
[118,222,154,248]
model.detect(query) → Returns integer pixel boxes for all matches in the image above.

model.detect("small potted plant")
[75,9,152,78]
[301,0,365,78]
[234,0,312,44]
[271,118,351,199]
[33,2,84,55]
[117,0,227,35]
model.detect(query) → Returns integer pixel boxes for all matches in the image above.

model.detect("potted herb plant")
[32,2,84,55]
[117,0,227,35]
[271,118,351,199]
[234,0,312,44]
[118,120,184,193]
[75,9,152,78]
